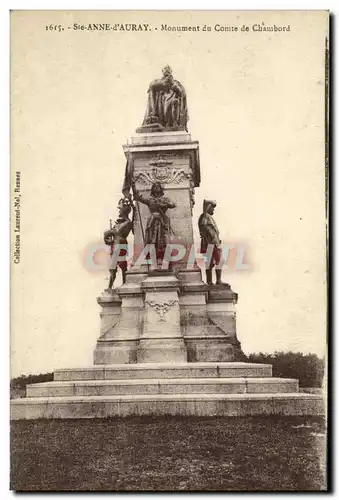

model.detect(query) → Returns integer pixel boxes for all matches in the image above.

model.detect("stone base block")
[135,123,166,133]
[93,340,138,365]
[208,285,238,304]
[137,339,187,363]
[11,393,324,420]
[26,377,299,398]
[12,361,322,420]
[54,362,274,381]
[129,130,191,145]
[185,338,235,362]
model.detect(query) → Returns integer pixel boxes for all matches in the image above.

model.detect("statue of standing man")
[198,199,229,287]
[103,197,133,290]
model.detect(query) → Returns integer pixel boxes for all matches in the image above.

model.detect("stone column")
[93,291,121,364]
[96,291,122,338]
[123,131,200,271]
[177,268,234,361]
[93,283,144,364]
[206,286,244,360]
[137,273,187,363]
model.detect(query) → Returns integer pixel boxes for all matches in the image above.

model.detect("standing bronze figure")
[139,65,188,131]
[198,199,227,286]
[133,182,176,262]
[103,197,133,290]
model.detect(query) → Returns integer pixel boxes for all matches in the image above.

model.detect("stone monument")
[11,67,324,419]
[94,65,242,365]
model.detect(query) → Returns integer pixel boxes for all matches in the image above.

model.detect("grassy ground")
[11,416,326,491]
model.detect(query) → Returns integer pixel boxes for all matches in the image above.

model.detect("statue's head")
[117,197,132,218]
[203,199,217,215]
[162,65,173,78]
[150,182,164,198]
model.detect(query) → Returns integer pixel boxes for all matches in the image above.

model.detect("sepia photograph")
[10,9,328,491]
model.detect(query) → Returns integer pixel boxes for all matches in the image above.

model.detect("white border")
[3,1,334,498]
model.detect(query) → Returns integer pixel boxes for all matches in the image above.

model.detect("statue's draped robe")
[134,192,175,252]
[142,77,188,130]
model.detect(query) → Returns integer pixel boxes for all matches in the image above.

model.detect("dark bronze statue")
[133,182,176,262]
[139,65,188,132]
[198,199,228,286]
[104,197,133,290]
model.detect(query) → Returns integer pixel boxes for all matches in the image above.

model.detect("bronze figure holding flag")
[103,197,133,290]
[132,181,176,263]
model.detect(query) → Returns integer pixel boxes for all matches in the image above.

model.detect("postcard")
[10,10,328,491]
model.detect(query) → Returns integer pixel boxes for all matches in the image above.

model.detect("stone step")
[54,362,273,381]
[10,393,324,419]
[26,377,298,397]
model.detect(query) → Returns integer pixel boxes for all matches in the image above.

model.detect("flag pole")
[109,217,113,256]
[127,152,146,247]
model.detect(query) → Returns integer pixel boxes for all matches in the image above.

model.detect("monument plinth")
[92,119,242,365]
[123,131,200,260]
[10,66,324,419]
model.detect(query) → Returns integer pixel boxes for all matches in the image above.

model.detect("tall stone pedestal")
[93,130,243,365]
[123,131,199,267]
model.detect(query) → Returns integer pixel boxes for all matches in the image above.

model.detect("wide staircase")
[10,362,324,419]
